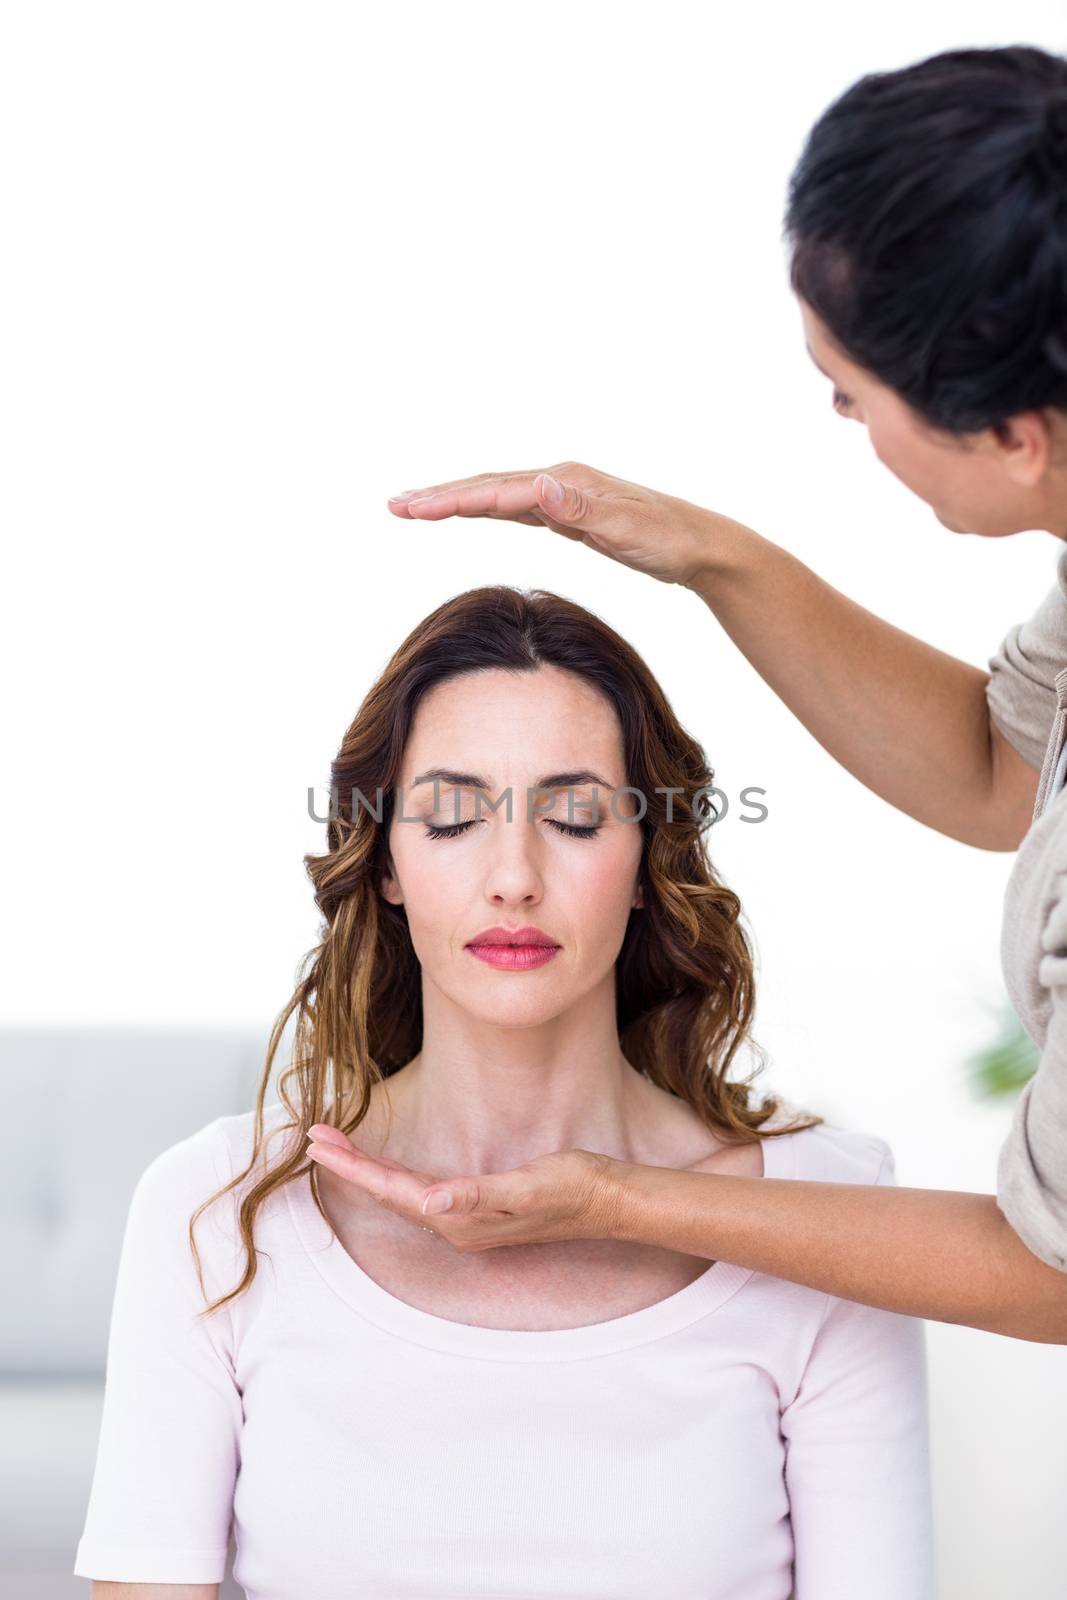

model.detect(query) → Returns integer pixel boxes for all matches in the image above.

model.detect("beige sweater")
[986,537,1067,1272]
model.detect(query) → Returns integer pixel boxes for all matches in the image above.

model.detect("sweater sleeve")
[779,1143,934,1600]
[986,546,1067,771]
[72,1117,243,1585]
[997,869,1067,1272]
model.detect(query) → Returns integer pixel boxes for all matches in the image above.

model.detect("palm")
[388,459,712,587]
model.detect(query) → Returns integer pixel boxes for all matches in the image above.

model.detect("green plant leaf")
[963,1002,1038,1100]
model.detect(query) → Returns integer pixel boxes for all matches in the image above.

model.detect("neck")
[359,971,697,1176]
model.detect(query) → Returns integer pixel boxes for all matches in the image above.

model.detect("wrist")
[601,1158,658,1244]
[679,507,766,598]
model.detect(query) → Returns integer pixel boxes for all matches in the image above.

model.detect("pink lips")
[465,924,561,971]
[467,944,560,970]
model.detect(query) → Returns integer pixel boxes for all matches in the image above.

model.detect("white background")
[3,3,1067,1594]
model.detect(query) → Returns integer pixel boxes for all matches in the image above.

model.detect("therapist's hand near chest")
[359,460,1067,1346]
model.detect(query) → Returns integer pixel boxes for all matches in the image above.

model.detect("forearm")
[682,514,1021,849]
[608,1165,1067,1344]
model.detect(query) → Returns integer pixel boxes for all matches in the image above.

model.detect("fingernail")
[388,491,419,502]
[540,473,565,506]
[422,1190,453,1215]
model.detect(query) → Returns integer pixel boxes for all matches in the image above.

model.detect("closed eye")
[831,387,853,415]
[424,818,601,841]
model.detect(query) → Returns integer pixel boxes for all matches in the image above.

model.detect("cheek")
[868,418,940,498]
[550,838,643,977]
[387,826,457,913]
[569,827,644,916]
[408,857,456,909]
[869,415,913,475]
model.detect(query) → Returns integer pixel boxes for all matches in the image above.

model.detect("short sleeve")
[72,1118,243,1584]
[986,544,1067,770]
[997,872,1067,1272]
[780,1144,934,1600]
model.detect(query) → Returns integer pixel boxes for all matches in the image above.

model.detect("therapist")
[316,43,1067,1343]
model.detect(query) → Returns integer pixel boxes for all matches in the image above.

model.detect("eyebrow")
[410,766,618,793]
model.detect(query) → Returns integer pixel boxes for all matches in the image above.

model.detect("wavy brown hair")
[189,585,821,1319]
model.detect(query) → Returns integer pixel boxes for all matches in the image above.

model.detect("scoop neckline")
[284,1121,800,1362]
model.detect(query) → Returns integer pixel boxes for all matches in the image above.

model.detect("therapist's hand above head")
[388,461,753,590]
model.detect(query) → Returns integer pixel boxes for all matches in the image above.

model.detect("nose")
[481,812,547,907]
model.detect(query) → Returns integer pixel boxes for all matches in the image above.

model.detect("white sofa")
[0,1024,276,1598]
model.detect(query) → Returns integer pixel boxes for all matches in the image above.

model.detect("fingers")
[307,1123,353,1145]
[306,1130,542,1244]
[389,466,572,507]
[388,470,508,505]
[306,1140,475,1246]
[305,1136,379,1187]
[388,477,541,522]
[305,1138,431,1213]
[307,1123,409,1173]
[387,467,583,523]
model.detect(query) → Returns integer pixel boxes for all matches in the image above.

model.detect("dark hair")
[190,586,821,1318]
[783,45,1067,441]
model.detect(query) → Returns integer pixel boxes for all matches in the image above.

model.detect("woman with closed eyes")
[74,585,932,1600]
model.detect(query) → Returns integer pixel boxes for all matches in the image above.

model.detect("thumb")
[534,472,592,524]
[421,1180,481,1216]
[421,1165,528,1214]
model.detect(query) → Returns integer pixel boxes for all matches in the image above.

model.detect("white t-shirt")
[73,1101,933,1599]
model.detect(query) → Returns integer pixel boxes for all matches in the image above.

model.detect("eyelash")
[424,819,601,841]
[831,387,853,414]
